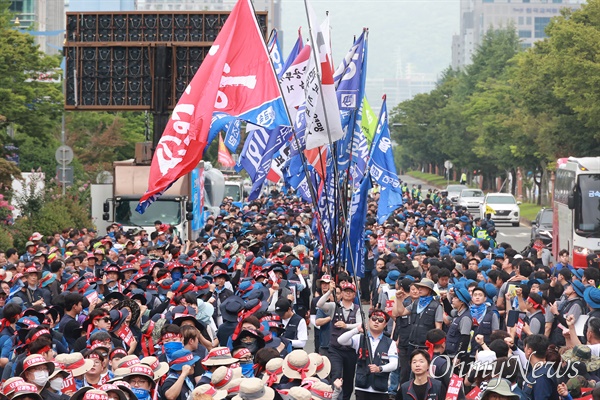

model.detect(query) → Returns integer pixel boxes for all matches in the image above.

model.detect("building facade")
[10,0,65,55]
[452,0,585,69]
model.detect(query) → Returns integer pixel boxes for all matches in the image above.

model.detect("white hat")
[286,387,312,400]
[191,384,227,400]
[262,358,284,386]
[308,354,330,379]
[474,349,497,372]
[232,377,275,400]
[282,350,317,380]
[211,366,243,390]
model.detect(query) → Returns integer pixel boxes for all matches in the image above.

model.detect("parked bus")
[554,157,600,268]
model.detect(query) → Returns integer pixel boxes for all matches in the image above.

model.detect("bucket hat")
[232,377,275,400]
[191,384,228,400]
[262,358,284,386]
[414,278,435,292]
[480,378,519,400]
[562,345,600,372]
[201,347,238,367]
[140,356,169,380]
[55,352,94,376]
[169,349,201,371]
[20,354,55,377]
[70,388,110,400]
[282,350,317,380]
[211,366,243,390]
[584,287,600,309]
[308,353,331,379]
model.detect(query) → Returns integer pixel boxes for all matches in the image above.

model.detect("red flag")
[138,0,286,212]
[218,133,236,168]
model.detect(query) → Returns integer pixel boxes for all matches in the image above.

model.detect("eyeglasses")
[370,316,385,323]
[129,378,149,386]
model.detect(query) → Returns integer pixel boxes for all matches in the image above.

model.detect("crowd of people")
[0,184,600,400]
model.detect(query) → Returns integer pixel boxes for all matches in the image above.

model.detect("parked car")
[446,184,468,204]
[530,208,553,245]
[481,193,521,227]
[456,189,485,215]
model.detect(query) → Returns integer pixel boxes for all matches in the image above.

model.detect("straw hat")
[140,356,169,380]
[287,387,313,400]
[55,352,94,376]
[308,354,331,379]
[262,358,284,386]
[211,366,243,390]
[232,377,275,400]
[191,384,228,400]
[201,347,238,367]
[282,350,317,380]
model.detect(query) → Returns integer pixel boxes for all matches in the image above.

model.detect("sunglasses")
[370,316,385,323]
[101,317,111,323]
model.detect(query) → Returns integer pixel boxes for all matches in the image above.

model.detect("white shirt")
[283,315,308,349]
[337,327,398,393]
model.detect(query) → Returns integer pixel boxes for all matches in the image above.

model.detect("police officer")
[338,309,398,400]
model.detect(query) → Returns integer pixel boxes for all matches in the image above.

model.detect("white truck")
[91,160,224,240]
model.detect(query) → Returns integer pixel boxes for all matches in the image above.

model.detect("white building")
[452,0,585,69]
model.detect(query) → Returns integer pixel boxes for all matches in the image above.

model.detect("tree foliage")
[391,1,600,190]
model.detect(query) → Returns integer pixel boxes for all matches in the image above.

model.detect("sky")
[280,0,460,88]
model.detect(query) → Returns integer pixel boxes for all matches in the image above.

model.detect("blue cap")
[455,286,471,304]
[584,286,600,309]
[459,216,470,223]
[478,258,494,270]
[385,270,401,286]
[572,280,586,298]
[169,349,200,371]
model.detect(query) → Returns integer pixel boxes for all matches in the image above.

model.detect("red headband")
[169,353,194,366]
[527,297,545,314]
[424,337,446,360]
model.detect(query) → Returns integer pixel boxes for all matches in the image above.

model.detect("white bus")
[553,157,600,268]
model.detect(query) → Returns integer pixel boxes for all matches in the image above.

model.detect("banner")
[303,0,343,150]
[268,30,284,77]
[223,118,242,153]
[280,28,304,79]
[369,97,403,224]
[347,174,371,278]
[218,133,236,168]
[361,96,377,144]
[137,0,290,213]
[238,125,294,200]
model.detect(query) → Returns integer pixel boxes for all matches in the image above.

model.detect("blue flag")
[238,125,293,200]
[223,118,242,153]
[369,97,403,224]
[280,30,304,79]
[268,30,285,78]
[347,174,371,278]
[334,31,368,174]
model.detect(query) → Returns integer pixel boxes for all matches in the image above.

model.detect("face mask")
[243,342,259,355]
[32,370,49,386]
[163,341,184,361]
[298,233,305,238]
[171,272,182,281]
[131,388,151,400]
[240,361,254,377]
[50,377,64,391]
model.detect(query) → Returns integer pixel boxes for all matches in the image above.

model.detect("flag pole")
[303,0,349,275]
[246,0,336,280]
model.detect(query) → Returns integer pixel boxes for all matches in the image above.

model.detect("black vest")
[283,313,304,345]
[550,298,585,346]
[355,334,393,392]
[392,298,413,348]
[408,299,440,347]
[446,309,472,356]
[519,310,546,346]
[470,306,497,355]
[330,303,359,350]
